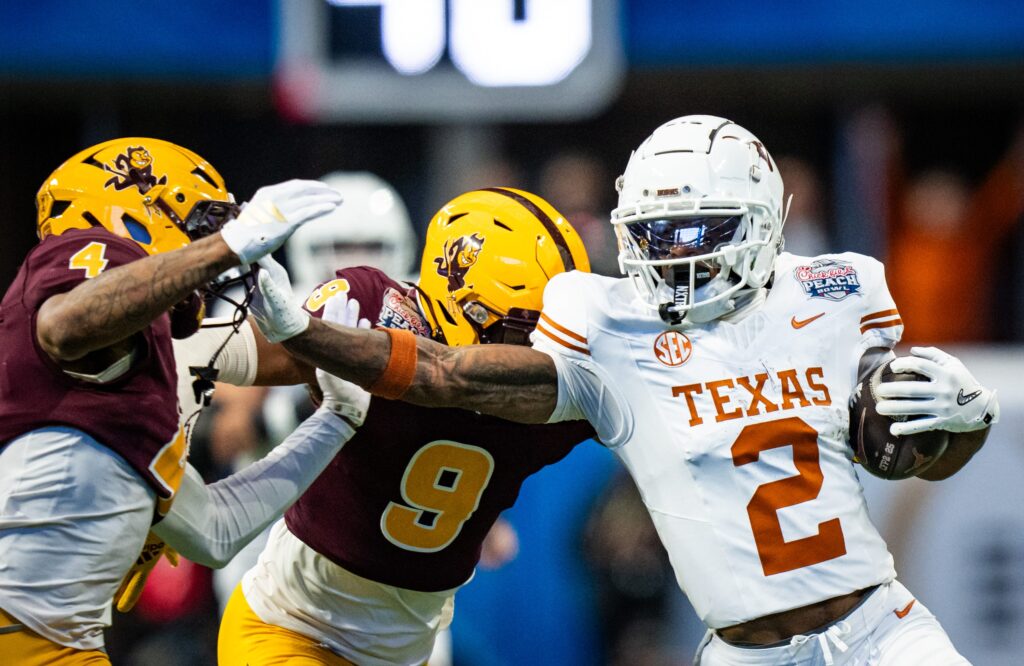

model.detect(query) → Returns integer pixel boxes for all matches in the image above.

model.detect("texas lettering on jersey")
[672,367,831,427]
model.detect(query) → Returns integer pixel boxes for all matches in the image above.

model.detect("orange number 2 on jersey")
[381,441,495,553]
[732,416,847,576]
[68,242,109,278]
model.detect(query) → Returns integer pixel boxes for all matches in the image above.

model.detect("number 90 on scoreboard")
[276,0,624,122]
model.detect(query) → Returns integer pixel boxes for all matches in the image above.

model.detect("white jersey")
[534,252,902,629]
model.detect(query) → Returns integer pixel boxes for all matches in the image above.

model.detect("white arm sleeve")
[173,317,259,389]
[535,345,633,448]
[153,407,353,567]
[213,319,259,386]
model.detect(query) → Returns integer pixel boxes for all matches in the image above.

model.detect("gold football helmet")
[417,187,590,347]
[36,137,238,255]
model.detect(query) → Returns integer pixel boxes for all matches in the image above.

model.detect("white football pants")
[695,580,969,665]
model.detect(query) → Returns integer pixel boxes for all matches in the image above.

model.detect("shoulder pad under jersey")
[531,270,600,359]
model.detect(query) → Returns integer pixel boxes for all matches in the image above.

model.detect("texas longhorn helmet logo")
[103,146,167,194]
[434,233,485,292]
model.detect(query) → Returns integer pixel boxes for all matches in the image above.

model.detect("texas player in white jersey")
[535,251,901,630]
[253,116,1000,665]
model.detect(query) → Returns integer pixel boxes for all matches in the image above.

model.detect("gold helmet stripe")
[480,187,576,271]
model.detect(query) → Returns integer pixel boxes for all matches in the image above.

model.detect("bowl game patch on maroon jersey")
[379,287,431,337]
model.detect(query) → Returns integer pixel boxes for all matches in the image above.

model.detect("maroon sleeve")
[0,229,181,502]
[300,266,432,337]
[301,266,393,321]
[20,229,149,312]
[17,229,160,385]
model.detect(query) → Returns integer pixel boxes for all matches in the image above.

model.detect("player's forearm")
[37,234,239,360]
[282,317,392,389]
[155,408,353,567]
[248,318,318,386]
[917,427,990,481]
[283,317,559,423]
[430,342,560,423]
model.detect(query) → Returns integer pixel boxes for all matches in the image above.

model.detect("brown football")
[849,360,950,480]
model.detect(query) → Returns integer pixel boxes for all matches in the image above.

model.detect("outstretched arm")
[284,316,559,424]
[248,257,560,423]
[154,360,370,567]
[37,234,237,360]
[154,407,354,567]
[37,179,342,362]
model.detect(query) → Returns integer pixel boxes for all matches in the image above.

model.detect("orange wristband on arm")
[368,328,418,399]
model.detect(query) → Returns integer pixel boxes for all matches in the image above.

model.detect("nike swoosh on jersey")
[957,388,982,406]
[791,313,825,329]
[894,599,916,619]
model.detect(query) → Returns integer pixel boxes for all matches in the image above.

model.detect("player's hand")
[315,294,372,426]
[220,180,342,265]
[250,256,310,343]
[875,346,1000,436]
[114,531,179,612]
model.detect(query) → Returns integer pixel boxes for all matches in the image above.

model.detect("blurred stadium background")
[2,1,1023,664]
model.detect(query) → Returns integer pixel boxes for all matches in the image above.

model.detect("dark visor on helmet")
[182,200,241,240]
[628,216,742,261]
[465,304,541,346]
[154,198,241,241]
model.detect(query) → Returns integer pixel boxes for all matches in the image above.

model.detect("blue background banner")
[3,1,1023,78]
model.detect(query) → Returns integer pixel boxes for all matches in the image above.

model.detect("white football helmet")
[612,116,787,325]
[285,172,416,297]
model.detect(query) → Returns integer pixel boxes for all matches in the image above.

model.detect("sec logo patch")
[654,330,692,367]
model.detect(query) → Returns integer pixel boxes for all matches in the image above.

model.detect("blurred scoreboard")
[275,0,624,122]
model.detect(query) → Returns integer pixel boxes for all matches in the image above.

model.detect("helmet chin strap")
[658,264,742,325]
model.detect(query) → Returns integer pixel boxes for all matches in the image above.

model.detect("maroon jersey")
[286,267,595,592]
[0,229,184,509]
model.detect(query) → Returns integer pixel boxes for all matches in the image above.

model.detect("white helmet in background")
[612,116,787,325]
[285,172,416,296]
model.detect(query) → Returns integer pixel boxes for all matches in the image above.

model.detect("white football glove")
[250,256,310,343]
[875,346,1000,436]
[220,180,342,265]
[316,294,372,426]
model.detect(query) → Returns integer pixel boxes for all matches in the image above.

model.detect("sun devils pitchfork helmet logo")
[434,232,485,291]
[417,188,590,347]
[36,137,239,256]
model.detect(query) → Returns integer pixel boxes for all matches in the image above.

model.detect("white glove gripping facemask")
[249,256,310,343]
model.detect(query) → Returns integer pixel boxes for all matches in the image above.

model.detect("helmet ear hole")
[49,201,72,218]
[121,214,152,245]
